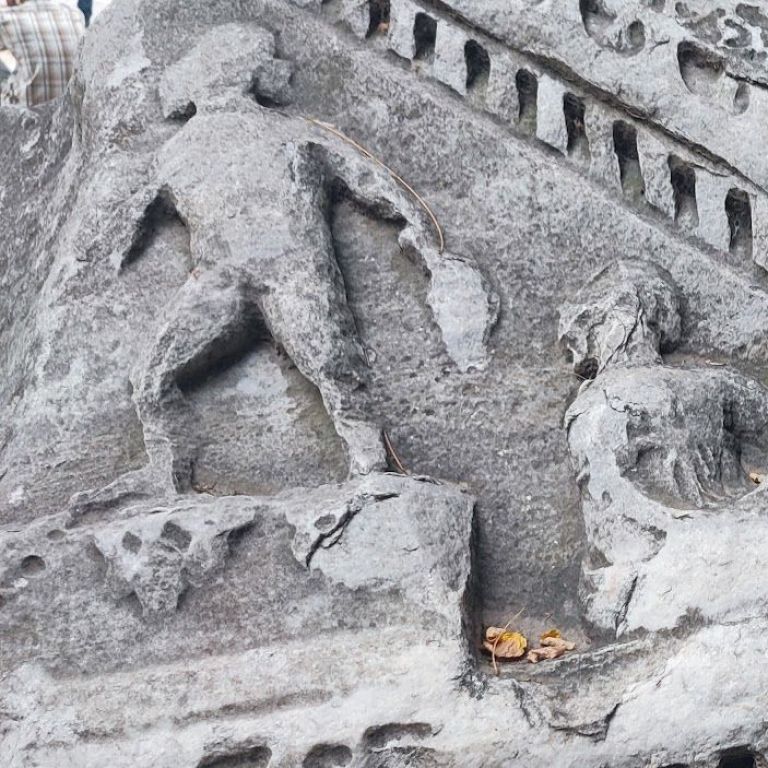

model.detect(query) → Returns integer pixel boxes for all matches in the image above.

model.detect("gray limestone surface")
[4,0,768,765]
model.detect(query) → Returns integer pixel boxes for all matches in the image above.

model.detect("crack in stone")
[615,574,639,637]
[304,492,399,568]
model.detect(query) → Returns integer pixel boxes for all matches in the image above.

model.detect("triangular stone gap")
[122,189,190,272]
[175,300,273,396]
[182,294,349,496]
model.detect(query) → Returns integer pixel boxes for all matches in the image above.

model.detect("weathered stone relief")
[324,0,768,264]
[578,0,648,56]
[7,0,768,765]
[676,2,768,76]
[561,260,768,633]
[68,30,498,518]
[91,503,258,615]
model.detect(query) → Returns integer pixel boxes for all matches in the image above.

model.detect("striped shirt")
[0,0,84,106]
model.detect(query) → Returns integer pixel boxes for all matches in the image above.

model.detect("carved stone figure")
[65,24,498,516]
[7,0,768,765]
[562,260,768,631]
[559,259,682,376]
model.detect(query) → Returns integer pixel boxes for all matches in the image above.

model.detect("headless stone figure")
[69,110,456,515]
[560,259,768,507]
[559,260,768,629]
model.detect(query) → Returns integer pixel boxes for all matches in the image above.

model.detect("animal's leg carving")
[135,270,265,482]
[261,317,386,475]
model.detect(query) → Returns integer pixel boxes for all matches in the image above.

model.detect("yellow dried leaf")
[483,627,528,660]
[540,628,562,641]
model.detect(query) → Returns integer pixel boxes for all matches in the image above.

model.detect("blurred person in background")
[0,0,84,105]
[0,47,16,102]
[77,0,90,25]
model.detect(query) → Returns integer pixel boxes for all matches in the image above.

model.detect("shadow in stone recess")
[303,743,353,768]
[198,745,272,768]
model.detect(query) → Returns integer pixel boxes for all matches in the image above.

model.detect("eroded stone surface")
[4,0,768,764]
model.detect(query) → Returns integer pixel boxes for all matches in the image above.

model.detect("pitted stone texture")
[6,0,768,764]
[92,504,257,615]
[0,474,474,676]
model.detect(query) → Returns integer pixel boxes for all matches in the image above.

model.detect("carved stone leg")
[252,239,387,476]
[69,272,254,518]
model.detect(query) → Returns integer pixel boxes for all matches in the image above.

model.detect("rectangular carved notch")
[413,13,437,60]
[613,120,644,202]
[465,40,490,93]
[516,69,538,135]
[726,188,753,258]
[668,155,699,228]
[564,93,590,164]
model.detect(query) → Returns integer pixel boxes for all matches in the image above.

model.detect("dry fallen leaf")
[483,627,528,660]
[749,472,764,485]
[526,630,576,663]
[527,646,565,663]
[541,635,576,651]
